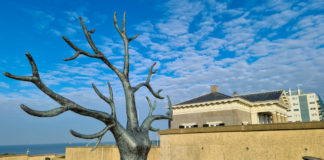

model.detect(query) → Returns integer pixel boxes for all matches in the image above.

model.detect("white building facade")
[170,85,290,129]
[286,88,323,122]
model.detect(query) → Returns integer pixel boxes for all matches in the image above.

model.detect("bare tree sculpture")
[4,12,173,160]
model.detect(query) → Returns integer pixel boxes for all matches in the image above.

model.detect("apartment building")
[286,88,323,122]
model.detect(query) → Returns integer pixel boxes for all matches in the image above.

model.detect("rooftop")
[175,89,284,106]
[238,90,283,102]
[176,92,232,105]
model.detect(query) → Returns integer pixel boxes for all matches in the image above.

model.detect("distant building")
[286,88,323,122]
[170,85,290,129]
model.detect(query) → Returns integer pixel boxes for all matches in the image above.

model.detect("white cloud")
[0,82,9,89]
[24,9,55,30]
[65,11,90,23]
[156,0,204,36]
[254,9,299,29]
[50,29,62,36]
[135,21,155,33]
[142,0,324,105]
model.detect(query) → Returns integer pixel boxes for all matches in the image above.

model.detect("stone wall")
[159,122,324,160]
[0,154,58,160]
[0,155,28,160]
[65,145,160,160]
[3,122,324,160]
[171,109,251,129]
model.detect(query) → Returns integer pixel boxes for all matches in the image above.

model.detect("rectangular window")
[310,107,316,110]
[180,123,198,129]
[294,109,299,111]
[203,124,209,127]
[287,109,291,112]
[205,121,224,127]
[293,103,299,106]
[310,102,315,104]
[292,97,297,100]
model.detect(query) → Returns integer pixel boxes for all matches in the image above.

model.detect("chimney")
[210,85,219,93]
[233,91,239,97]
[297,87,301,95]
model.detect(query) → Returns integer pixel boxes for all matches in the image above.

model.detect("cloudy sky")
[0,0,323,145]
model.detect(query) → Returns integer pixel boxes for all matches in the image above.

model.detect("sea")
[0,142,116,156]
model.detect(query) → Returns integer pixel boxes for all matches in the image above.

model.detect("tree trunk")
[112,124,151,160]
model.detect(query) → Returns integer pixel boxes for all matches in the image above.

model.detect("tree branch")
[62,36,103,61]
[113,12,142,130]
[149,126,160,132]
[63,18,125,80]
[3,52,39,82]
[128,33,139,42]
[113,12,139,79]
[113,12,122,36]
[92,82,116,119]
[141,96,173,130]
[145,96,157,117]
[3,53,113,124]
[20,104,68,117]
[79,17,102,55]
[70,123,115,151]
[133,63,164,99]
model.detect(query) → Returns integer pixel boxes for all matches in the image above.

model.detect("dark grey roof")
[238,90,283,102]
[176,92,232,105]
[175,90,284,106]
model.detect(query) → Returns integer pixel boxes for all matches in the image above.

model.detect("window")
[204,121,224,127]
[294,109,299,111]
[287,109,291,112]
[310,102,315,104]
[209,124,216,127]
[292,97,297,100]
[293,103,299,106]
[180,123,198,129]
[310,107,316,110]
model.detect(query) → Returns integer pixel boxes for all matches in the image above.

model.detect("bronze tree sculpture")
[4,12,173,160]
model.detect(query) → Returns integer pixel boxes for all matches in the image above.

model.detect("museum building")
[170,85,290,129]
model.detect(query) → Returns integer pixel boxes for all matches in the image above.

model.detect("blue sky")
[0,0,323,145]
